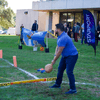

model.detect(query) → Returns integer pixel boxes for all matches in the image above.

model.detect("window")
[67,13,74,27]
[60,12,83,27]
[60,13,67,24]
[75,13,82,26]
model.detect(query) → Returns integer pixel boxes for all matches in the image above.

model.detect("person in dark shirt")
[72,24,75,41]
[64,23,69,34]
[97,21,100,45]
[20,24,24,44]
[68,23,72,37]
[32,20,38,32]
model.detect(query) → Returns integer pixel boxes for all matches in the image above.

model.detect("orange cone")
[13,56,17,67]
[0,50,3,58]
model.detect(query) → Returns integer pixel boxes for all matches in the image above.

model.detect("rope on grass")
[2,58,100,88]
[0,77,57,87]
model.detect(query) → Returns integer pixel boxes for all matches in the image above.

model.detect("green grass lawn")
[0,36,100,100]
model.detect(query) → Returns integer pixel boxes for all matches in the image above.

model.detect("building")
[16,9,39,35]
[16,0,100,35]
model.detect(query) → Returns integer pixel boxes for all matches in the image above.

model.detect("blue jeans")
[81,32,87,44]
[55,54,78,90]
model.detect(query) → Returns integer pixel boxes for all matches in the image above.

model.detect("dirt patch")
[77,86,87,90]
[94,77,100,80]
[88,88,100,97]
[32,73,40,76]
[96,92,100,97]
[0,41,3,43]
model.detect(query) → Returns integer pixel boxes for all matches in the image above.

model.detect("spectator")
[72,23,75,41]
[74,23,80,42]
[97,21,100,45]
[81,23,87,44]
[20,24,24,44]
[32,20,38,31]
[64,23,69,34]
[68,23,72,37]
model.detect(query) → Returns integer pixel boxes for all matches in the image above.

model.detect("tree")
[0,0,16,29]
[0,0,8,7]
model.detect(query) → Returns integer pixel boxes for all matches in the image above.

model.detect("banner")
[22,28,47,47]
[83,10,96,55]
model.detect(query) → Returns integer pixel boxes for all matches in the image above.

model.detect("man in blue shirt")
[50,23,78,94]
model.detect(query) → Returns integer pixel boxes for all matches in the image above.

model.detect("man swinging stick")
[50,23,78,94]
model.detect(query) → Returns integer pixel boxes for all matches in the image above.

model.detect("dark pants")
[73,33,75,41]
[75,33,78,42]
[81,32,87,44]
[68,32,71,38]
[56,54,78,90]
[20,38,24,45]
[20,31,24,44]
[97,33,100,45]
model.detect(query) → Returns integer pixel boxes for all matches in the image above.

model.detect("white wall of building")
[32,0,100,11]
[38,12,47,31]
[16,9,39,34]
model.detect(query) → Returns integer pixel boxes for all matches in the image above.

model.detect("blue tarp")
[22,28,47,47]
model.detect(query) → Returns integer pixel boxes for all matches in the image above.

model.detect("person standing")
[68,23,72,38]
[97,21,100,45]
[74,23,80,42]
[72,23,75,41]
[50,23,78,94]
[20,24,24,44]
[64,23,69,34]
[32,20,38,32]
[81,23,87,44]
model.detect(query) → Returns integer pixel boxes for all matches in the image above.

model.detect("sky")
[6,0,40,13]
